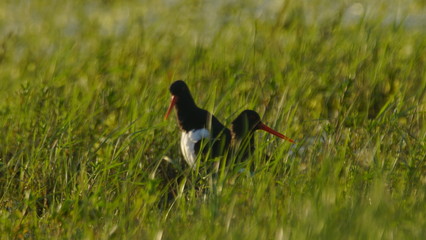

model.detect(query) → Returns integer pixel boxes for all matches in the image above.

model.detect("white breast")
[181,128,210,167]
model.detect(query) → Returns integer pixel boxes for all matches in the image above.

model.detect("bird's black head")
[165,80,197,119]
[231,110,262,136]
[169,80,191,97]
[231,109,295,143]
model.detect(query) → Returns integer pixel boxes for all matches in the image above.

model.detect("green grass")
[1,0,426,239]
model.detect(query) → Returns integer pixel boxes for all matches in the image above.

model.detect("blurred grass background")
[0,0,425,239]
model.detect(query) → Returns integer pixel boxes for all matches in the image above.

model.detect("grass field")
[1,0,426,239]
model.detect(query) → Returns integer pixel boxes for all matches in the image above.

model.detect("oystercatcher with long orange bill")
[165,80,231,168]
[230,110,294,162]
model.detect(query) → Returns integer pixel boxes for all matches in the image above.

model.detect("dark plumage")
[165,80,231,167]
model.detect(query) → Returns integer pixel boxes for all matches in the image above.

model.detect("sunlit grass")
[0,0,425,239]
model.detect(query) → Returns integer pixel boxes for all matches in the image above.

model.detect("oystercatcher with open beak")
[165,80,231,168]
[230,110,294,162]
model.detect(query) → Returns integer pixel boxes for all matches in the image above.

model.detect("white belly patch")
[181,128,210,167]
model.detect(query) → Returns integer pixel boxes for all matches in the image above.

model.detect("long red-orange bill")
[164,95,177,120]
[258,123,295,143]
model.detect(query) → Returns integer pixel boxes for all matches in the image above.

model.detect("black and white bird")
[165,80,231,167]
[230,110,294,162]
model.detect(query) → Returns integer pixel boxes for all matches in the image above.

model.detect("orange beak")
[258,123,295,143]
[164,96,177,120]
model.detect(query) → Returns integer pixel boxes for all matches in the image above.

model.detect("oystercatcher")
[165,80,231,168]
[230,110,294,161]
